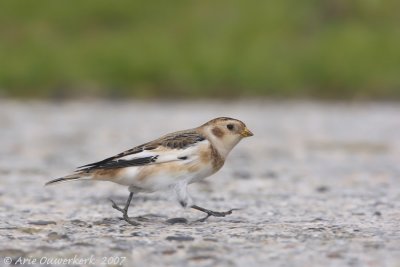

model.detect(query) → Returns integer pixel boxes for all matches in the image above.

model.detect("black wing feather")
[77,130,205,172]
[95,155,158,169]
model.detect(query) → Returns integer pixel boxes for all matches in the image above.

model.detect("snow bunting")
[46,117,253,225]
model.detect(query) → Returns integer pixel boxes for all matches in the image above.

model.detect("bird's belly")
[187,163,216,184]
[111,161,216,192]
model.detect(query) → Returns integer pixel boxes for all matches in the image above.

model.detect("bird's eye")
[227,124,234,130]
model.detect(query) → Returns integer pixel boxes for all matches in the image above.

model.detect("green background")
[1,0,399,99]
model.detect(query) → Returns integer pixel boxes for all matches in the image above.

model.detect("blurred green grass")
[0,0,400,99]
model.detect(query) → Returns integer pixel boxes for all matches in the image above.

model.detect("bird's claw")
[109,198,124,213]
[109,198,140,226]
[196,208,240,222]
[123,214,141,226]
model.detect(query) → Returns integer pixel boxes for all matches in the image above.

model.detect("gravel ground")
[0,100,399,267]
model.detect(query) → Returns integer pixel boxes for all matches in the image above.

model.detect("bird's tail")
[45,172,91,186]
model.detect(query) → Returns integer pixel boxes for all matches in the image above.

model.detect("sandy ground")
[0,100,399,267]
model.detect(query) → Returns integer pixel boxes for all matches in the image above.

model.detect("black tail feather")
[45,174,87,186]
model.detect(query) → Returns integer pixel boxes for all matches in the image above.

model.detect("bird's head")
[200,117,253,158]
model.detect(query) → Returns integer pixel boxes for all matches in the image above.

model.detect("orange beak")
[241,127,254,137]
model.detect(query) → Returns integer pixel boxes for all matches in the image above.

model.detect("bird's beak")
[241,127,254,137]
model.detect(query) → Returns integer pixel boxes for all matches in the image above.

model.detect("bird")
[45,117,253,225]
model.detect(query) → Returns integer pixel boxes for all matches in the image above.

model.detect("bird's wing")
[77,129,206,172]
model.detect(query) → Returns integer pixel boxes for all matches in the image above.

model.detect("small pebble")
[166,236,195,242]
[47,232,69,241]
[233,170,252,179]
[374,211,382,216]
[316,186,330,193]
[28,220,56,226]
[165,218,188,224]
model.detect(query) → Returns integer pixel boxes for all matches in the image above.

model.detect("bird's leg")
[109,192,140,226]
[191,204,239,222]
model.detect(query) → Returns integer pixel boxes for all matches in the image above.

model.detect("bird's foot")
[191,205,240,222]
[122,213,140,226]
[109,198,140,226]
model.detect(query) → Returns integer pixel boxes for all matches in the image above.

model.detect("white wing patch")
[119,140,209,165]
